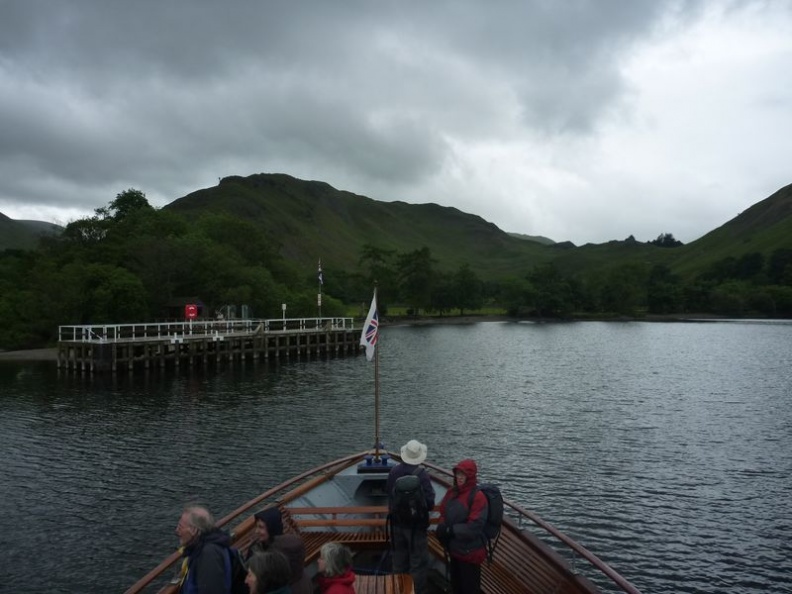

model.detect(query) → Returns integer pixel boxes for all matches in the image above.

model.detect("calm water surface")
[1,321,791,594]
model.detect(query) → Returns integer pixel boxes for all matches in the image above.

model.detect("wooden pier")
[57,317,359,373]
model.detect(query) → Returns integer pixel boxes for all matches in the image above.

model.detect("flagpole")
[374,308,380,460]
[317,259,323,319]
[359,286,380,460]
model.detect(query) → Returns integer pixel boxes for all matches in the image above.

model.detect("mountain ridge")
[3,175,791,283]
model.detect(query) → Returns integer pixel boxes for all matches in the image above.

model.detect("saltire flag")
[318,259,324,285]
[360,291,378,361]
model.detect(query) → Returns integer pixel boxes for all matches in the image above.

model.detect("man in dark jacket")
[175,505,231,594]
[386,439,436,594]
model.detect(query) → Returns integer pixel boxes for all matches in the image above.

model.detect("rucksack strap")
[466,487,495,564]
[223,548,232,594]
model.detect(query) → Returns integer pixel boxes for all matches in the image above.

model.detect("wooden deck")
[357,573,414,594]
[278,505,599,594]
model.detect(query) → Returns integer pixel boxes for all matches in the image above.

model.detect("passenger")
[246,507,312,594]
[436,459,489,594]
[175,505,232,594]
[245,550,292,594]
[317,542,356,594]
[385,438,436,594]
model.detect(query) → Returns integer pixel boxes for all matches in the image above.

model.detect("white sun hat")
[401,439,428,465]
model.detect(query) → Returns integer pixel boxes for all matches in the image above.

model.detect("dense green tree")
[61,216,108,247]
[599,263,648,315]
[768,248,792,285]
[102,188,154,221]
[649,233,683,247]
[766,285,792,316]
[529,263,576,317]
[647,264,683,314]
[359,244,397,305]
[498,277,536,317]
[452,263,484,315]
[429,272,455,315]
[709,281,749,316]
[700,257,737,282]
[397,247,435,314]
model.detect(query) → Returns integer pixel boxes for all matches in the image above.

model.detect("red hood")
[453,458,478,485]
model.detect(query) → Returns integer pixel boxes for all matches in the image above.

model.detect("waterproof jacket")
[180,528,231,594]
[317,569,356,594]
[437,459,488,565]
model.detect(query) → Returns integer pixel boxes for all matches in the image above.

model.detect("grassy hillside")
[165,173,552,279]
[0,213,61,251]
[667,183,792,278]
[163,174,792,282]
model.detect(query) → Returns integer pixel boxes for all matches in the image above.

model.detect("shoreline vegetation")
[0,313,738,362]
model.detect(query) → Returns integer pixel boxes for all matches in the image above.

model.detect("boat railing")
[59,317,356,343]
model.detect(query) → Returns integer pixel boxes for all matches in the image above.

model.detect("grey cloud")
[0,0,788,245]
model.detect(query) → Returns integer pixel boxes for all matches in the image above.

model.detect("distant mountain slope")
[507,232,557,245]
[164,173,550,278]
[669,183,792,276]
[0,213,62,251]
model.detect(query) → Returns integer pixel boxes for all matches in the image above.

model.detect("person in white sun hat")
[385,439,436,594]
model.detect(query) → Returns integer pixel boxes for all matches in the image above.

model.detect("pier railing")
[58,317,356,343]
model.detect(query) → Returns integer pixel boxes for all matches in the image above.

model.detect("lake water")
[1,321,791,594]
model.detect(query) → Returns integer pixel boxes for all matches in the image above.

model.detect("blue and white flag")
[318,259,324,285]
[360,291,378,361]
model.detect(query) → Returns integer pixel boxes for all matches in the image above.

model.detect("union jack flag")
[360,291,378,361]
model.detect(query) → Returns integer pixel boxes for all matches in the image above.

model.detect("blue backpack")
[223,547,249,594]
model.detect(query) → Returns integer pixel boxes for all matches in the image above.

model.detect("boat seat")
[281,505,590,594]
[301,530,389,563]
[356,573,414,594]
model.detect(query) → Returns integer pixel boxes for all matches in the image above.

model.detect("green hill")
[0,213,62,251]
[165,174,792,282]
[4,174,792,283]
[164,173,552,279]
[666,183,792,278]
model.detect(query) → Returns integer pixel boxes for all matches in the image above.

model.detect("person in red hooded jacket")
[436,459,489,594]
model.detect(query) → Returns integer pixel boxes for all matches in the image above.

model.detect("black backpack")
[468,483,504,563]
[390,466,430,528]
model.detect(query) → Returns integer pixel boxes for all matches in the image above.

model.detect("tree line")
[1,190,791,351]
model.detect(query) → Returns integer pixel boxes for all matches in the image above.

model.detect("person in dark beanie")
[246,507,311,594]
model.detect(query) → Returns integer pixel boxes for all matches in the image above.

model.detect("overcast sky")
[1,1,790,245]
